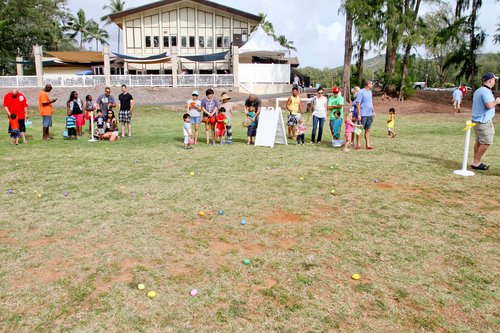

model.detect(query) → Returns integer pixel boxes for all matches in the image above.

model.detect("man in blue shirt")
[471,72,500,170]
[355,80,375,150]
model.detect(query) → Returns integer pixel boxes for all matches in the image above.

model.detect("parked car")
[413,82,426,90]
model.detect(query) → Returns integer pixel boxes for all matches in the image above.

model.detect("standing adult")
[96,87,116,118]
[4,89,29,143]
[293,74,300,88]
[38,84,57,141]
[328,87,345,140]
[118,84,134,137]
[66,91,84,136]
[470,72,500,170]
[286,87,302,140]
[310,87,328,144]
[187,90,202,144]
[245,94,262,126]
[355,80,375,150]
[453,87,462,113]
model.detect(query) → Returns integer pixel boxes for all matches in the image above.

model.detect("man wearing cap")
[355,80,375,150]
[4,89,29,143]
[219,92,234,144]
[186,90,202,144]
[470,72,500,170]
[328,87,344,140]
[118,84,134,137]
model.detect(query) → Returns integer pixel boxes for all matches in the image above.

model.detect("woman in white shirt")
[311,87,328,144]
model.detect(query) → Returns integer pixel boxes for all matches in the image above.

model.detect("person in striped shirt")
[66,110,77,140]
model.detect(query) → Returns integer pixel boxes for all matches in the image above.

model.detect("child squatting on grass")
[297,117,306,145]
[215,107,227,144]
[9,113,20,145]
[183,113,193,150]
[387,107,396,138]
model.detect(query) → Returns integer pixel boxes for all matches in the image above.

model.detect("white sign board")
[255,107,288,148]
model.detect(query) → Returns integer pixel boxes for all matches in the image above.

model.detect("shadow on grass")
[387,149,500,177]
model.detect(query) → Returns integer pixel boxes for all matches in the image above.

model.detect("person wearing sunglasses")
[101,110,119,141]
[311,87,328,144]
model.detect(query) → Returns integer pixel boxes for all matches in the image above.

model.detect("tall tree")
[383,0,404,93]
[275,34,297,56]
[352,0,384,87]
[65,9,91,51]
[448,0,485,89]
[85,20,110,51]
[340,1,355,102]
[398,0,423,101]
[495,19,500,44]
[101,0,126,53]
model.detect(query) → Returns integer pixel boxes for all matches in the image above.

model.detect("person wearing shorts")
[4,89,28,143]
[38,84,57,141]
[453,88,462,113]
[187,90,202,144]
[355,80,375,150]
[118,84,134,137]
[201,88,218,144]
[470,72,500,170]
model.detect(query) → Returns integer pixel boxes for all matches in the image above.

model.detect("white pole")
[454,123,475,176]
[88,111,97,142]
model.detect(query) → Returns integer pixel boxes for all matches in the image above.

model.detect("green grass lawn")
[0,107,498,333]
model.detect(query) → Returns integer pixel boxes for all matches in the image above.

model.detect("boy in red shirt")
[216,107,227,144]
[9,114,20,145]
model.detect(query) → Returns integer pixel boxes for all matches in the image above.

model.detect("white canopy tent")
[238,25,289,57]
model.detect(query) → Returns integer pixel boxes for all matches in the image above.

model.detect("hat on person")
[482,72,498,81]
[192,90,199,96]
[332,87,340,93]
[221,93,231,101]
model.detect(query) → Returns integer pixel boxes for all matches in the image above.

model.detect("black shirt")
[119,93,134,111]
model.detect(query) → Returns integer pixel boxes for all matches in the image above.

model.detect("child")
[95,109,106,140]
[387,108,396,138]
[332,111,342,140]
[201,88,218,144]
[183,113,193,150]
[186,90,202,144]
[215,107,227,144]
[219,92,234,144]
[85,95,95,135]
[297,118,306,146]
[246,106,257,145]
[344,110,362,152]
[9,114,20,145]
[66,110,77,140]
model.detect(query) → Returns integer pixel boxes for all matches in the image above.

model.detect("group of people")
[183,90,261,149]
[285,80,395,152]
[3,84,134,144]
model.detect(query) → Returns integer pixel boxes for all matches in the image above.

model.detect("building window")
[189,36,195,48]
[223,36,230,48]
[216,35,223,48]
[207,36,213,48]
[153,36,159,48]
[181,36,187,47]
[145,36,151,48]
[163,36,169,47]
[171,35,177,47]
[199,36,205,48]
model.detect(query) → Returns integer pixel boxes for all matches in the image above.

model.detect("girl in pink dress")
[344,110,362,152]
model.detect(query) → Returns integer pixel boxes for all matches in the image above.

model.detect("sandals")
[471,163,489,170]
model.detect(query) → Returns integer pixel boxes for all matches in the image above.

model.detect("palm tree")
[101,0,126,53]
[65,9,90,51]
[275,35,297,56]
[258,12,275,37]
[85,20,109,51]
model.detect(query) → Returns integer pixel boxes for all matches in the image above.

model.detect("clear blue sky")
[67,0,500,68]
